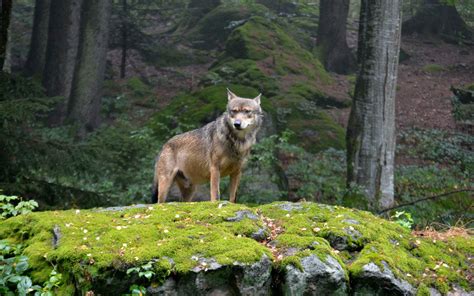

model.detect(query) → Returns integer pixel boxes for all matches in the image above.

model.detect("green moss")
[224,16,330,82]
[2,202,471,293]
[126,77,151,96]
[204,59,279,96]
[258,202,473,292]
[187,3,270,49]
[0,202,270,286]
[422,64,446,73]
[465,83,474,91]
[416,283,431,296]
[275,99,345,152]
[288,83,349,109]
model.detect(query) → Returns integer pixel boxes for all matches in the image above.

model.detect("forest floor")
[396,35,473,131]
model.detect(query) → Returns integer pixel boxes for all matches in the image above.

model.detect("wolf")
[151,89,263,203]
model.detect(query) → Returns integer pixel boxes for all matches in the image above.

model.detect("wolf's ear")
[254,93,262,105]
[227,88,237,101]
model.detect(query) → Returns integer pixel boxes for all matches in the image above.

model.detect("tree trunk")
[67,0,112,137]
[24,0,51,78]
[42,0,83,98]
[316,0,355,74]
[402,0,472,40]
[0,0,12,70]
[2,17,12,73]
[346,0,402,211]
[120,0,128,79]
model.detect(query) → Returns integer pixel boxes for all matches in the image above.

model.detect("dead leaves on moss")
[412,226,473,242]
[260,216,284,261]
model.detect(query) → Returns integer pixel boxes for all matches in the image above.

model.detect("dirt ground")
[396,35,473,131]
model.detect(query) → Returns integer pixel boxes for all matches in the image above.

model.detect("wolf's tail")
[151,180,158,203]
[151,156,159,203]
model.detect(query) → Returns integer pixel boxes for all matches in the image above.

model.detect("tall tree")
[403,0,472,40]
[119,0,128,79]
[0,0,12,71]
[67,0,112,137]
[316,0,355,74]
[24,0,51,78]
[42,0,83,97]
[346,0,402,211]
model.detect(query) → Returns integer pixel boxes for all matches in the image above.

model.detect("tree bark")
[120,0,128,79]
[24,0,51,78]
[67,0,112,137]
[402,0,472,40]
[316,0,355,74]
[0,0,12,70]
[346,0,402,211]
[42,0,83,98]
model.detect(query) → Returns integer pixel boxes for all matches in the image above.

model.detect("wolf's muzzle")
[234,120,242,129]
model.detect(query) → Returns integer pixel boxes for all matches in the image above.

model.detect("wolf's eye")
[244,110,251,114]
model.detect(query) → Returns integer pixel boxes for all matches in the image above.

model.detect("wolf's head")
[225,89,263,133]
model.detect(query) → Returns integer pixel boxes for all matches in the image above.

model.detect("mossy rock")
[148,84,274,139]
[274,92,346,152]
[224,16,330,82]
[203,59,279,96]
[287,82,350,109]
[288,112,346,152]
[187,3,270,49]
[1,202,472,295]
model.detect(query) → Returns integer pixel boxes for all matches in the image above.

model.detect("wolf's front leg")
[229,170,242,203]
[210,165,220,201]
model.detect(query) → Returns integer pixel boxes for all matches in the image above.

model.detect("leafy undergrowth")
[1,202,472,294]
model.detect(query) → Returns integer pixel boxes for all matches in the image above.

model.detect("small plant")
[0,240,39,296]
[391,211,414,230]
[126,260,157,295]
[397,128,473,172]
[36,269,62,296]
[0,193,38,220]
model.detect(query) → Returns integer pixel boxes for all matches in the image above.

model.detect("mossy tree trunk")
[67,0,112,137]
[346,0,402,211]
[402,0,472,40]
[42,0,83,98]
[316,0,355,74]
[24,0,51,78]
[0,0,12,71]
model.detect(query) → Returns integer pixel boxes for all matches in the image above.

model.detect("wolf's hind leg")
[157,170,177,203]
[156,146,177,203]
